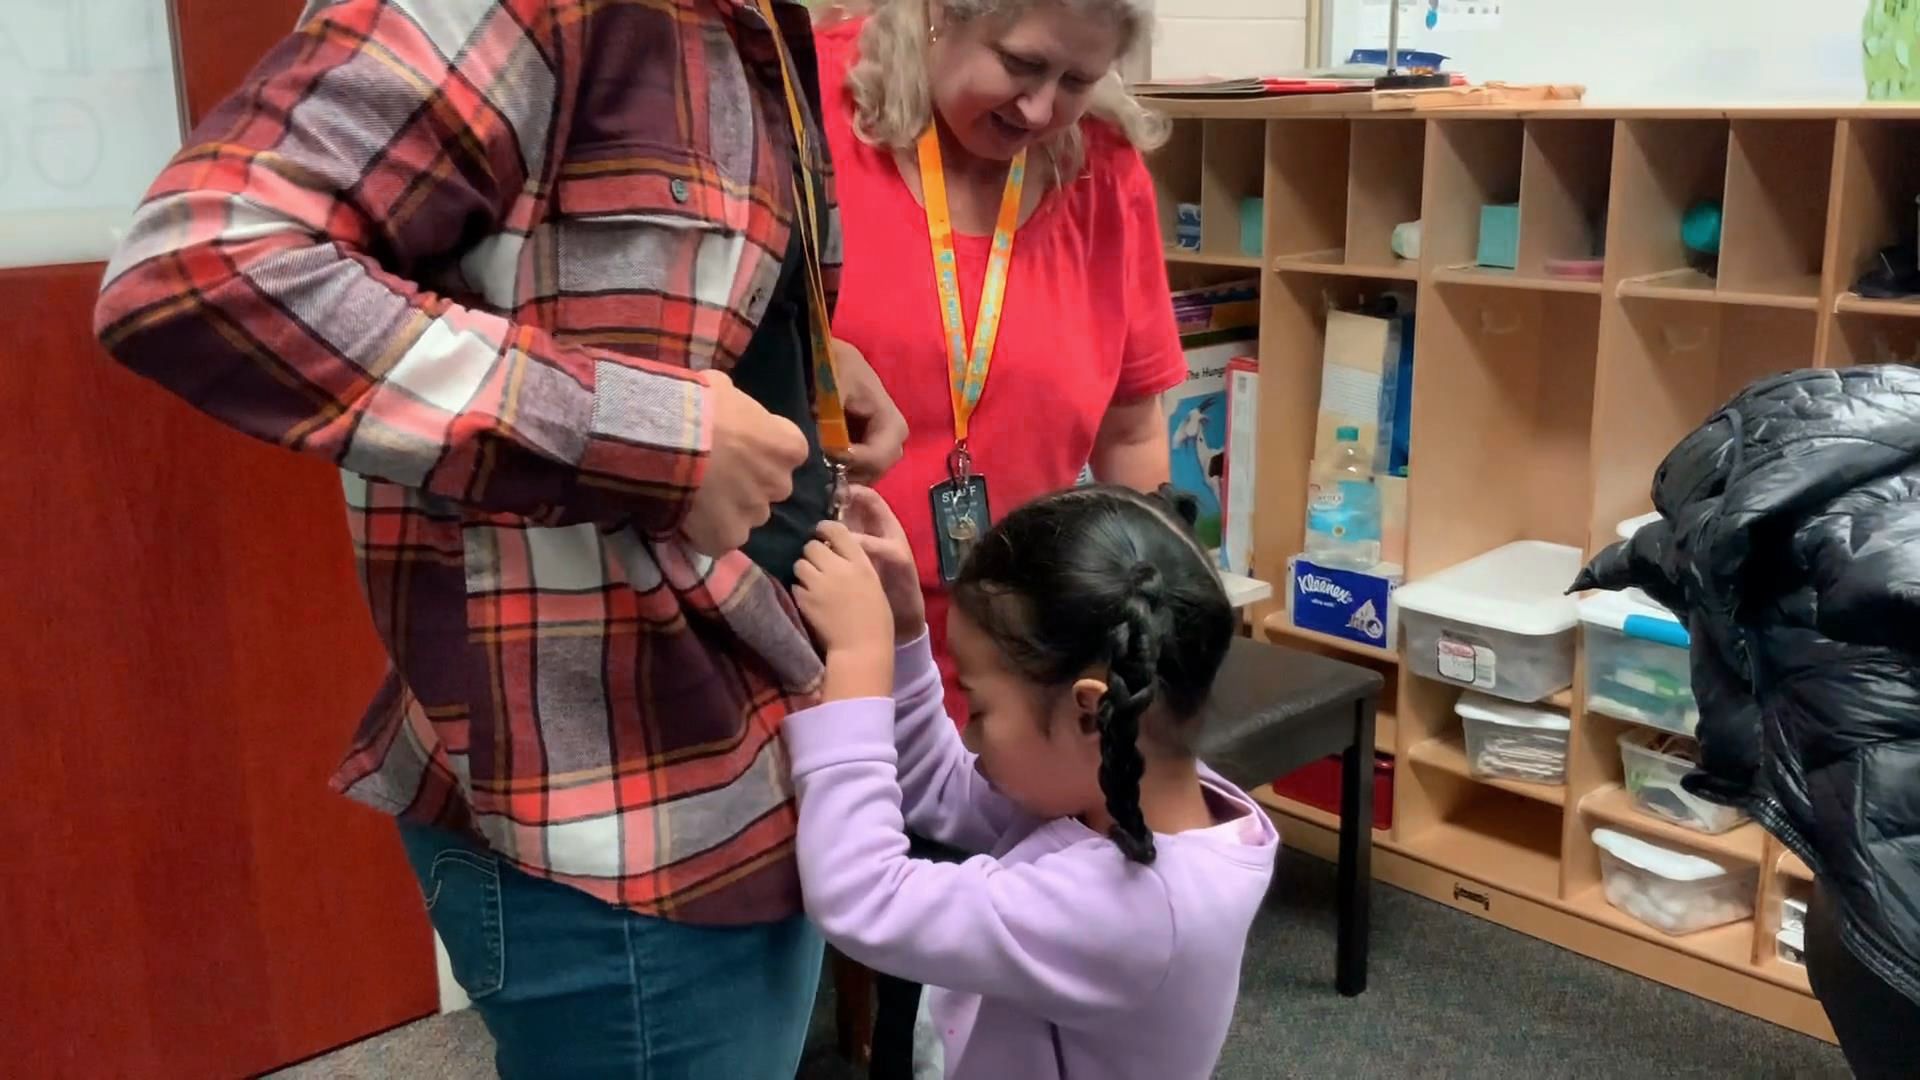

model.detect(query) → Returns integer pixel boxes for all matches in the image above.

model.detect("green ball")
[1682,202,1722,257]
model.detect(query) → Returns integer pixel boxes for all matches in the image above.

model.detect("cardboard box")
[1316,308,1414,474]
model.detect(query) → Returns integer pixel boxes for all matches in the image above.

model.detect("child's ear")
[1070,677,1108,735]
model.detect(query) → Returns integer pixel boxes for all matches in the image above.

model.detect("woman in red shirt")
[816,0,1187,721]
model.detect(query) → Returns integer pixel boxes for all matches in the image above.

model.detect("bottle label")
[1307,479,1381,542]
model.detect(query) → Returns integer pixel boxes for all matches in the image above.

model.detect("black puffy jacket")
[1572,366,1920,1007]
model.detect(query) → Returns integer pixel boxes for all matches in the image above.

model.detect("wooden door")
[0,3,438,1076]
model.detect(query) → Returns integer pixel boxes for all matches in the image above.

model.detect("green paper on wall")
[1865,2,1920,100]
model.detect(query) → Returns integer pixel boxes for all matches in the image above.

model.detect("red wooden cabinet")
[1,4,437,1076]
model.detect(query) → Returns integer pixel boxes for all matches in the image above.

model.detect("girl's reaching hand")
[839,486,928,644]
[794,521,895,701]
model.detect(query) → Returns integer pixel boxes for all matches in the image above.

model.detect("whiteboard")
[1324,0,1870,106]
[0,0,185,269]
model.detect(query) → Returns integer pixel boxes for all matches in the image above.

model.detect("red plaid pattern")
[94,0,841,923]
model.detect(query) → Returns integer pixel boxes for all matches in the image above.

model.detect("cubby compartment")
[1516,119,1614,278]
[1569,713,1766,869]
[1608,119,1731,303]
[1588,301,1816,550]
[1828,119,1920,308]
[1421,119,1526,274]
[1343,119,1427,274]
[1251,271,1413,584]
[1264,120,1352,267]
[1826,309,1920,366]
[1405,684,1569,806]
[1407,285,1596,574]
[1199,120,1267,265]
[1397,768,1565,903]
[1717,121,1834,304]
[1149,119,1204,255]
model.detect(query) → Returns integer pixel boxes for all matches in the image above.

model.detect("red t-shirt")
[815,19,1186,721]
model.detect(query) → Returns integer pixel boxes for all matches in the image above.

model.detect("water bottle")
[1305,426,1382,570]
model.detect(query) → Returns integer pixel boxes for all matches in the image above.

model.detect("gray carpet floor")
[272,852,1847,1079]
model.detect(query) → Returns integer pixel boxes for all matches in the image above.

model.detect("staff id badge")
[931,474,990,583]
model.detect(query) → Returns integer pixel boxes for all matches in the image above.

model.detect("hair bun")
[1153,484,1202,530]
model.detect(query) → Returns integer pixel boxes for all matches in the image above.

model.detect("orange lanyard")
[754,0,850,462]
[917,128,1026,454]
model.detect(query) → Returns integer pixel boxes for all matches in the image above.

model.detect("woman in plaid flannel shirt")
[94,0,906,1075]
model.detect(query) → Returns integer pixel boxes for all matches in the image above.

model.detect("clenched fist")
[681,370,810,557]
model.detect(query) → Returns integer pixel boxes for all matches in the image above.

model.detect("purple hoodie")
[782,633,1279,1079]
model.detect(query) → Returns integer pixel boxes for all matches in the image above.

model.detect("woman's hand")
[794,521,895,701]
[832,339,909,485]
[840,486,927,644]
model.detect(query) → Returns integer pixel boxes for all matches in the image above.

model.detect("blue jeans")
[399,822,822,1079]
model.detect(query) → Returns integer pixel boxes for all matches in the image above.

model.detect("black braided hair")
[951,485,1236,866]
[1097,567,1164,862]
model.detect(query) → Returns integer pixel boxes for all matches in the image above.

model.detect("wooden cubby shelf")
[1432,264,1603,295]
[1408,733,1568,807]
[1272,249,1422,281]
[1165,249,1263,268]
[1579,784,1766,865]
[1262,611,1400,664]
[1142,101,1920,1045]
[1835,292,1920,317]
[1779,851,1815,883]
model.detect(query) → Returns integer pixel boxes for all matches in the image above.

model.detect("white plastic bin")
[1593,827,1755,935]
[1777,925,1806,967]
[1395,541,1583,702]
[1781,895,1809,935]
[1616,511,1662,541]
[1457,691,1571,785]
[1582,591,1698,736]
[1618,729,1748,834]
[1614,512,1664,610]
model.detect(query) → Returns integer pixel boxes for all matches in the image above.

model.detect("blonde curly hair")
[823,0,1169,182]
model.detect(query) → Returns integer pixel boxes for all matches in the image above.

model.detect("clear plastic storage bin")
[1777,926,1806,967]
[1582,591,1698,735]
[1593,827,1755,935]
[1395,541,1583,702]
[1458,691,1570,785]
[1619,729,1748,834]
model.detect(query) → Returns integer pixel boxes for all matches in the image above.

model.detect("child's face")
[949,607,1106,821]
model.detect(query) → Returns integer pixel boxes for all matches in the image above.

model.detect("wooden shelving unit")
[1140,102,1920,1044]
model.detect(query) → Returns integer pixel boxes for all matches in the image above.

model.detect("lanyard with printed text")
[917,126,1026,474]
[755,0,851,517]
[918,127,1026,583]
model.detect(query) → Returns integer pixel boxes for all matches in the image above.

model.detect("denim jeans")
[399,822,823,1080]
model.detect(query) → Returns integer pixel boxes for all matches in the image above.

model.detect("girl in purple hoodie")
[783,485,1279,1079]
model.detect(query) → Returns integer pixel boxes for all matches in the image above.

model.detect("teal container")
[1477,203,1520,269]
[1239,197,1264,257]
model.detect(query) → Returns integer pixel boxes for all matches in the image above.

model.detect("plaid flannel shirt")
[95,0,841,924]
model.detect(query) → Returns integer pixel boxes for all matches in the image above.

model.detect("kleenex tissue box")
[1288,557,1403,650]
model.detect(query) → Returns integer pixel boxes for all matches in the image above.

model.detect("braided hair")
[952,484,1236,865]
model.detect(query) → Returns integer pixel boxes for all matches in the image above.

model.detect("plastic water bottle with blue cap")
[1305,426,1382,571]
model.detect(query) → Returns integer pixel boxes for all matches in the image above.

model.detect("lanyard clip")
[946,440,973,482]
[827,458,850,521]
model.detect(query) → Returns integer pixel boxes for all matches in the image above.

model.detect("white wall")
[1322,0,1870,106]
[0,0,184,268]
[1151,0,1312,81]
